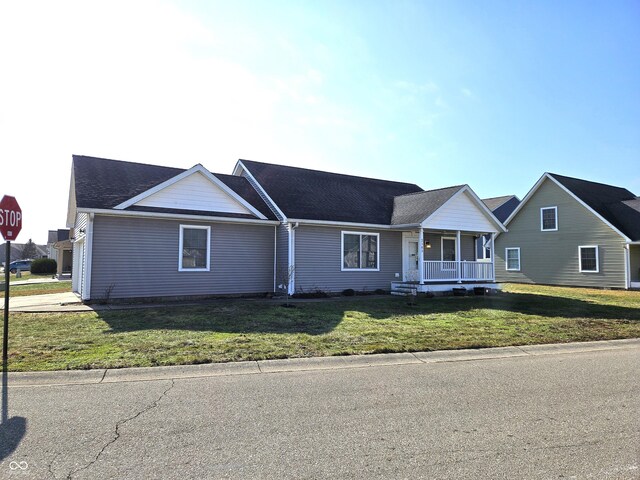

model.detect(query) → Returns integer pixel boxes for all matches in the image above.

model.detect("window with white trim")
[505,247,520,271]
[179,225,211,271]
[342,231,379,270]
[476,234,491,260]
[579,246,599,273]
[540,206,558,231]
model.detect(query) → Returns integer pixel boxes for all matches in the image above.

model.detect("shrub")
[374,288,386,295]
[292,290,329,299]
[31,258,57,274]
[342,288,355,296]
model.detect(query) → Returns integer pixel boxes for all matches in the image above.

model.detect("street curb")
[5,338,639,387]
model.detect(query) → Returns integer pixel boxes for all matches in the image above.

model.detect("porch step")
[390,282,419,296]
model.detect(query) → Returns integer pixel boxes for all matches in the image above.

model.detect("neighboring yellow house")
[47,229,73,278]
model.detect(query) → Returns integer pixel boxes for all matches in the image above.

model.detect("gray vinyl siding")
[423,232,476,261]
[630,245,640,282]
[89,215,275,300]
[495,179,627,288]
[294,225,402,292]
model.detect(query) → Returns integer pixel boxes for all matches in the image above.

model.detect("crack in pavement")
[64,379,175,480]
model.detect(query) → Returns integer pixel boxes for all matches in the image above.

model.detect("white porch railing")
[423,261,494,282]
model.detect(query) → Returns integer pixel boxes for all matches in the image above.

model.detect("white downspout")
[456,230,462,283]
[418,228,424,284]
[624,244,630,290]
[491,232,496,282]
[288,222,299,295]
[273,226,277,292]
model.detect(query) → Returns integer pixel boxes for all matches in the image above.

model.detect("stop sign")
[0,195,22,241]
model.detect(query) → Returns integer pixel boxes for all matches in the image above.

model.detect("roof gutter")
[76,208,280,225]
[287,218,420,230]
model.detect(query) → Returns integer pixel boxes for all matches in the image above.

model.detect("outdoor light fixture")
[425,240,431,249]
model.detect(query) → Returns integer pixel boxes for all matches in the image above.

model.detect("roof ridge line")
[395,184,465,199]
[239,159,422,188]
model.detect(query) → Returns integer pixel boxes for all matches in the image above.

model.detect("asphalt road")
[1,343,639,479]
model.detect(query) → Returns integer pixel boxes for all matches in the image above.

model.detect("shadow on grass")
[97,291,640,336]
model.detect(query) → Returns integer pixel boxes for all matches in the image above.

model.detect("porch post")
[456,230,461,283]
[490,232,496,282]
[418,228,424,284]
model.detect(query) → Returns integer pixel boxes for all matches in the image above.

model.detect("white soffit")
[423,190,498,232]
[135,170,252,215]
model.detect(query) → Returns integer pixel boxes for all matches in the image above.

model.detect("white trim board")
[502,173,631,242]
[421,186,507,233]
[77,208,279,225]
[233,160,287,221]
[114,164,267,220]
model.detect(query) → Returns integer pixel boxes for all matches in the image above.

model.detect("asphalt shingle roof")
[391,186,464,225]
[548,173,640,241]
[482,195,520,223]
[239,159,424,224]
[72,155,277,220]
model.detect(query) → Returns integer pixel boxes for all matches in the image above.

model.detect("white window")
[505,247,520,271]
[540,206,558,231]
[179,225,211,271]
[579,246,599,273]
[476,234,491,261]
[342,231,379,271]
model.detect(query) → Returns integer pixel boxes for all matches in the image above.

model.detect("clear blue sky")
[1,0,638,243]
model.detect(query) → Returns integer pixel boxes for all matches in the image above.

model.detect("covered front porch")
[401,229,496,284]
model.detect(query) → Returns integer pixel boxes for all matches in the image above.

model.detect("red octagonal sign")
[0,195,22,241]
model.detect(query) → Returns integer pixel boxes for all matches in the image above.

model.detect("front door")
[403,236,419,281]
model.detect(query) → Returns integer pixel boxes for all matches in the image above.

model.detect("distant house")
[0,242,47,266]
[47,229,73,278]
[495,173,640,289]
[66,155,506,301]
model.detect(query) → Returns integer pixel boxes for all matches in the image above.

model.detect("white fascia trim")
[235,160,288,222]
[547,175,631,241]
[287,218,413,230]
[503,173,631,242]
[77,208,279,226]
[502,174,548,227]
[113,164,267,220]
[487,195,517,211]
[420,186,507,233]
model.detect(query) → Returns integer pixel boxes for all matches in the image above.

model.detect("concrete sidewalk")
[0,291,92,312]
[6,338,639,387]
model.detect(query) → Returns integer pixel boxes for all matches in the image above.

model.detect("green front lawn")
[6,284,640,372]
[8,281,72,297]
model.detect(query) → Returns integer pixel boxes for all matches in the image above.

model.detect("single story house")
[495,172,640,289]
[47,229,73,278]
[67,155,507,302]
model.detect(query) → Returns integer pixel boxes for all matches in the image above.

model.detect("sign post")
[0,195,22,372]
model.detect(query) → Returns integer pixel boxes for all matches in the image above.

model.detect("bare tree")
[20,239,37,259]
[276,264,295,306]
